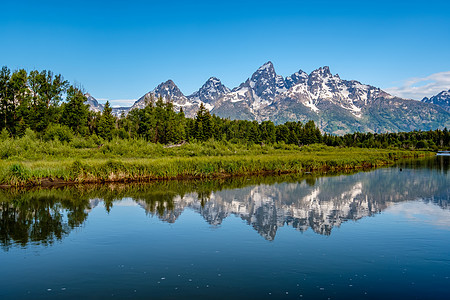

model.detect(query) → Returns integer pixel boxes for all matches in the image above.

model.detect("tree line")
[1,66,449,150]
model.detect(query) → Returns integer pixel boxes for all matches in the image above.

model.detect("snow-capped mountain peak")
[85,62,450,134]
[221,61,287,111]
[153,80,184,99]
[285,70,308,89]
[422,89,450,112]
[84,93,104,113]
[131,80,190,111]
[188,77,230,105]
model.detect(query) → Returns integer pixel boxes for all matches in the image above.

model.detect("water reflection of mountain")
[138,166,449,239]
[0,157,448,248]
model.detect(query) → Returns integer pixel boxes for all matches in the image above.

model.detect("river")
[0,156,449,299]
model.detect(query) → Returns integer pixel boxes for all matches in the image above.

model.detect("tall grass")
[0,141,432,186]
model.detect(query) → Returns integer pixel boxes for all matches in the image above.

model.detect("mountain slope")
[86,62,450,134]
[422,90,450,112]
[187,77,230,110]
[85,93,104,113]
[84,93,129,116]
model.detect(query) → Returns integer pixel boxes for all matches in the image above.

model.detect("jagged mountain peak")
[188,76,230,105]
[84,93,103,113]
[150,79,185,100]
[131,79,188,111]
[322,66,331,74]
[422,89,450,112]
[85,62,450,134]
[206,76,220,83]
[310,66,333,78]
[154,79,180,92]
[247,61,286,104]
[251,61,276,80]
[256,61,274,71]
[285,70,308,89]
[202,76,226,88]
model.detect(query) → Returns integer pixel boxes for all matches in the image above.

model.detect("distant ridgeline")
[0,65,449,150]
[87,61,450,134]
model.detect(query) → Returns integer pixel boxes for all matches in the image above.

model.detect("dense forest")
[1,66,449,150]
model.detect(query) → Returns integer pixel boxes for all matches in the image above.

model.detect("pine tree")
[98,101,115,141]
[194,103,212,141]
[61,86,89,135]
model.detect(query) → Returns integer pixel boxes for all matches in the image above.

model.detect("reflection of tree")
[0,194,90,251]
[0,157,447,248]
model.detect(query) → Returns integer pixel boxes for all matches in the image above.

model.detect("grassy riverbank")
[0,138,433,186]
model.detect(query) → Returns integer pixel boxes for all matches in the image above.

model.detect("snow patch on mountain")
[85,61,449,133]
[422,89,450,111]
[187,77,230,106]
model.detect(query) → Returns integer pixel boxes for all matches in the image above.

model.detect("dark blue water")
[0,157,449,299]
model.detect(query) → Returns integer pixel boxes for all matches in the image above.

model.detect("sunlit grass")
[0,137,432,186]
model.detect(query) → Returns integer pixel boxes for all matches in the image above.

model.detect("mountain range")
[422,89,450,112]
[86,62,450,134]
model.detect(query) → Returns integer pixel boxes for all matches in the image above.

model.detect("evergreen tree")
[61,86,89,135]
[98,101,115,141]
[259,121,276,144]
[0,66,11,131]
[194,103,212,141]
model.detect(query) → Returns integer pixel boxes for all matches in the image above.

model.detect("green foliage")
[131,96,185,144]
[0,66,69,136]
[61,86,89,135]
[194,103,213,141]
[23,128,37,141]
[97,101,115,141]
[1,65,448,152]
[43,124,74,143]
[0,128,9,140]
[4,164,31,185]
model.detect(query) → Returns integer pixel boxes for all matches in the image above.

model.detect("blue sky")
[1,0,449,105]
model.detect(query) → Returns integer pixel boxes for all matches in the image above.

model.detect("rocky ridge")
[86,62,450,134]
[422,89,450,112]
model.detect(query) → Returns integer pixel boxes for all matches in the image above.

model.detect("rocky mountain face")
[132,80,189,110]
[422,90,450,112]
[85,93,129,116]
[85,93,104,113]
[125,78,230,117]
[188,77,231,109]
[86,62,450,134]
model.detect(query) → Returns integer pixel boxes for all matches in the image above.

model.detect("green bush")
[0,128,10,140]
[43,124,74,143]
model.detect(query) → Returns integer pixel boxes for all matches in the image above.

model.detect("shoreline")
[0,149,434,188]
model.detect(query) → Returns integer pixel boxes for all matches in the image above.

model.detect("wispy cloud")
[385,71,450,100]
[97,99,137,107]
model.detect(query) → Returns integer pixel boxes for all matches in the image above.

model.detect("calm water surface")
[0,157,449,299]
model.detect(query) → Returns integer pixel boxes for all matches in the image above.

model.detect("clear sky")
[1,0,449,106]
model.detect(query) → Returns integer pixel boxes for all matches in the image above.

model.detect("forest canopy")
[0,66,449,150]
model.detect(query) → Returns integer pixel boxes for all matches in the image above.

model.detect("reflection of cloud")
[385,71,450,100]
[386,201,450,229]
[114,198,139,207]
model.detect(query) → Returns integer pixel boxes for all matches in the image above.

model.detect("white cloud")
[385,71,450,100]
[97,99,137,107]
